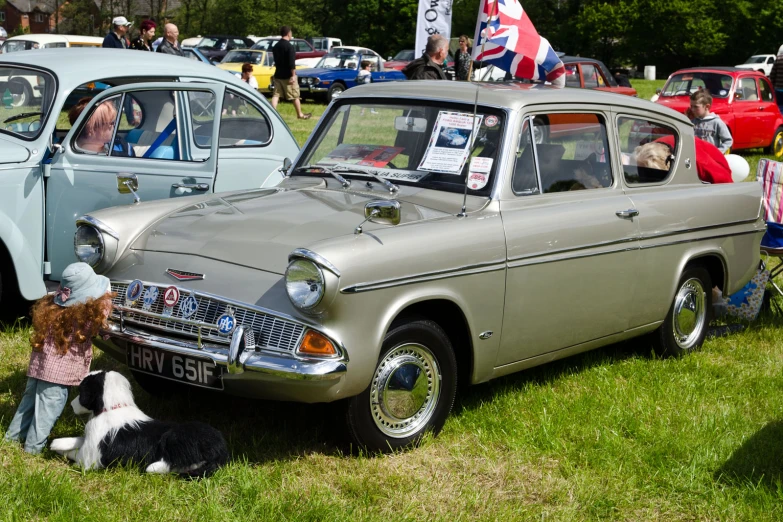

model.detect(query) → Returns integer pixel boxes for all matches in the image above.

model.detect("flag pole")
[458,0,498,217]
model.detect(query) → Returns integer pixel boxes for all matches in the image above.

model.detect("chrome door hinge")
[43,261,51,275]
[41,163,51,178]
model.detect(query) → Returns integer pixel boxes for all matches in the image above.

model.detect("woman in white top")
[241,63,259,90]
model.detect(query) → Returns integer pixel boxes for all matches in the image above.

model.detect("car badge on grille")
[165,269,205,281]
[179,295,199,319]
[162,286,180,317]
[126,280,144,304]
[141,286,159,311]
[216,307,237,336]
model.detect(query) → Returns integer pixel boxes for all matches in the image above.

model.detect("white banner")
[414,0,453,58]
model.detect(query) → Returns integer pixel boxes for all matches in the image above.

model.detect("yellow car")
[217,49,276,92]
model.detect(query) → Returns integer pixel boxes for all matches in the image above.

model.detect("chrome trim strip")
[340,260,505,294]
[507,246,638,269]
[637,218,762,242]
[76,215,120,240]
[639,228,763,250]
[507,236,638,264]
[103,323,347,381]
[289,248,341,277]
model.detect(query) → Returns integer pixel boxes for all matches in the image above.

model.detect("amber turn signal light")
[297,330,337,357]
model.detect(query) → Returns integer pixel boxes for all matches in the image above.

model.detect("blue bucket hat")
[54,263,111,307]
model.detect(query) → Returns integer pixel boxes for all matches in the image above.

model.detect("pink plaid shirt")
[27,324,94,387]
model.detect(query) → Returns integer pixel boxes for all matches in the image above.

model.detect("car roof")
[0,48,253,91]
[560,56,607,67]
[672,66,758,75]
[202,35,249,39]
[342,81,691,123]
[6,34,102,44]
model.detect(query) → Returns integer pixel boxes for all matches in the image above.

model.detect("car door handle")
[615,209,639,219]
[759,106,765,111]
[172,183,210,191]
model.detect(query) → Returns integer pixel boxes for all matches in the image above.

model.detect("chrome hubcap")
[774,132,783,157]
[671,277,707,349]
[331,88,343,99]
[370,343,441,438]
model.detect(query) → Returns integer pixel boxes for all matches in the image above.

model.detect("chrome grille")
[110,282,305,353]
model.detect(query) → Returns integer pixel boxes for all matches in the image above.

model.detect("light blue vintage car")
[0,49,299,306]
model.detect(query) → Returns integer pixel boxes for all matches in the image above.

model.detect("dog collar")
[100,403,129,414]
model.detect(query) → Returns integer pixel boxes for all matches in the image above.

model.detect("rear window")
[661,73,733,98]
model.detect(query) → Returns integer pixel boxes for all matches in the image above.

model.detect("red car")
[251,37,326,60]
[384,49,455,71]
[656,67,783,157]
[562,56,637,97]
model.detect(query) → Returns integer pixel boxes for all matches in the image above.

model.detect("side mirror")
[282,157,292,176]
[365,199,400,226]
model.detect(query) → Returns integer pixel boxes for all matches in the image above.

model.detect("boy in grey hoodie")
[689,90,733,153]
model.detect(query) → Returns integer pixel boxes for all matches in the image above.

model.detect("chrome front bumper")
[101,320,347,382]
[300,85,328,93]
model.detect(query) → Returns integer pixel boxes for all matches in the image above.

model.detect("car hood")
[384,60,408,70]
[297,67,346,78]
[131,180,456,275]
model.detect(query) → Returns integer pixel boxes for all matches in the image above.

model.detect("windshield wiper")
[332,166,399,194]
[292,165,351,188]
[3,111,42,124]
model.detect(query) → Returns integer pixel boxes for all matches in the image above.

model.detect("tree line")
[54,0,783,75]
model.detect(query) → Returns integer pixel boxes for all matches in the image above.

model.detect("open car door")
[46,81,225,280]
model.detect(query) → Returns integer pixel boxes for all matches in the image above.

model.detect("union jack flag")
[471,0,565,86]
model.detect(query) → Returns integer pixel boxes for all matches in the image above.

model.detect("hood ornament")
[166,268,205,281]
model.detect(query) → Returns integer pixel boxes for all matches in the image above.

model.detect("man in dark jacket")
[156,23,184,57]
[402,35,449,80]
[102,16,132,49]
[769,50,783,109]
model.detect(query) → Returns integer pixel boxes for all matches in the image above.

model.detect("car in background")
[196,35,256,63]
[250,37,326,61]
[296,45,384,68]
[0,49,299,306]
[181,37,203,49]
[655,67,783,157]
[308,37,342,53]
[84,81,764,453]
[297,48,405,102]
[183,46,213,65]
[217,49,275,92]
[384,49,454,71]
[735,54,776,76]
[0,34,103,53]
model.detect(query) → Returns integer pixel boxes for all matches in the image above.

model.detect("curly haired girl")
[4,263,114,454]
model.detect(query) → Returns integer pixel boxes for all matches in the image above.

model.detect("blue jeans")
[4,377,69,454]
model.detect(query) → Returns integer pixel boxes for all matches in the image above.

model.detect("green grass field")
[1,80,782,521]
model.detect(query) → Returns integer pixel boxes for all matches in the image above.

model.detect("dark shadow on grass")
[714,419,783,489]
[453,336,656,416]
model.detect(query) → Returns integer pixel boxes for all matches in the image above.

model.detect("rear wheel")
[652,266,712,357]
[345,319,457,453]
[765,126,783,159]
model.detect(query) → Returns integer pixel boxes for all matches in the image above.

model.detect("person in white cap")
[103,16,133,49]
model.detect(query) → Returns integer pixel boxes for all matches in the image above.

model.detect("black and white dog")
[50,370,229,478]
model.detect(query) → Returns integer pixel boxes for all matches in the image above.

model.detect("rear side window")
[513,113,613,194]
[0,66,55,140]
[582,64,600,88]
[760,78,774,102]
[565,64,579,88]
[217,90,272,147]
[617,117,677,185]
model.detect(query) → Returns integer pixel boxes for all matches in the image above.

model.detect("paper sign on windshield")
[418,111,483,175]
[468,157,492,190]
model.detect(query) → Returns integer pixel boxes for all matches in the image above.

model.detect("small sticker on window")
[468,157,492,190]
[485,115,499,128]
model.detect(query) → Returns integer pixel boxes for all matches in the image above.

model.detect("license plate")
[127,344,224,390]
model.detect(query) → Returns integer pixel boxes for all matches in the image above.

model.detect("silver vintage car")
[81,82,764,452]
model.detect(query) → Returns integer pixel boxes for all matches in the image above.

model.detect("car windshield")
[744,56,767,64]
[393,50,415,61]
[2,40,37,53]
[251,39,276,51]
[661,72,733,98]
[0,66,56,140]
[296,100,504,196]
[222,50,263,64]
[316,53,360,69]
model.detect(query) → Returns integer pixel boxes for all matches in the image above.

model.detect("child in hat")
[4,263,113,454]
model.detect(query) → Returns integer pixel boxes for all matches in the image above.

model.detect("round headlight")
[74,225,104,267]
[285,260,325,310]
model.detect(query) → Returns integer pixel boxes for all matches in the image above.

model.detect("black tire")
[327,82,345,103]
[131,370,185,397]
[765,126,783,159]
[345,319,458,453]
[652,266,712,357]
[532,115,549,144]
[8,79,32,108]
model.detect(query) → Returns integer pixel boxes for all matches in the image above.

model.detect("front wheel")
[652,266,712,357]
[765,126,783,159]
[345,319,457,453]
[327,83,345,103]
